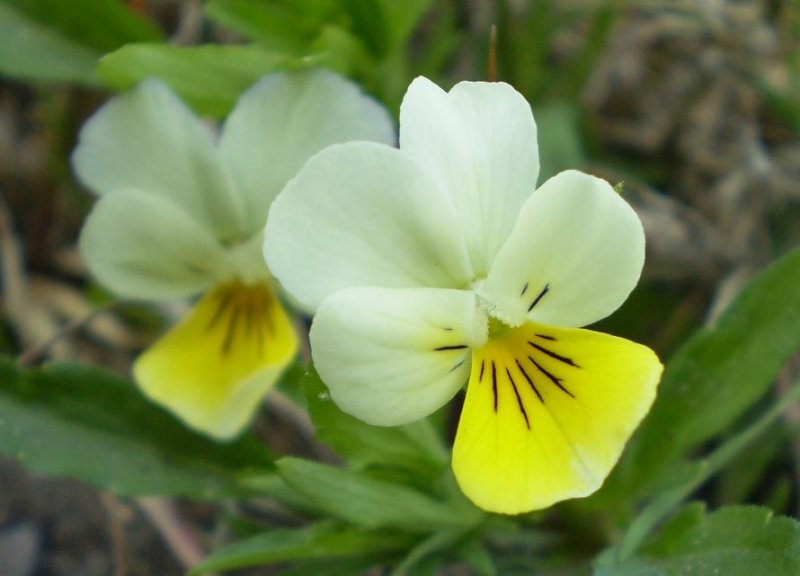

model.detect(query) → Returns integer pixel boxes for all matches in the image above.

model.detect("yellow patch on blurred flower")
[74,70,394,439]
[264,77,663,513]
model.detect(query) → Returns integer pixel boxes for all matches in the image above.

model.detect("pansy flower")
[74,70,394,439]
[264,77,663,513]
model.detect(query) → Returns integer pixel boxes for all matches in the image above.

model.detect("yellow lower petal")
[133,280,298,440]
[452,321,662,514]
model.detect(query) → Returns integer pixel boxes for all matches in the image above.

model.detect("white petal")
[263,142,473,312]
[310,287,486,426]
[480,170,645,328]
[219,69,395,234]
[79,190,232,301]
[72,79,246,241]
[399,77,539,276]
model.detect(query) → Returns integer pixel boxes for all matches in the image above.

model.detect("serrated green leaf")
[622,248,800,492]
[596,506,800,576]
[277,457,473,532]
[303,366,447,479]
[189,522,411,574]
[96,44,311,116]
[0,357,272,498]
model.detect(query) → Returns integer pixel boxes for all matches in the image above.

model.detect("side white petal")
[263,142,473,312]
[219,69,395,234]
[481,170,645,328]
[310,287,486,426]
[399,77,539,276]
[79,190,232,301]
[72,79,246,241]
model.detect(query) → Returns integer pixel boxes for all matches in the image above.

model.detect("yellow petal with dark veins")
[134,280,298,440]
[452,321,661,514]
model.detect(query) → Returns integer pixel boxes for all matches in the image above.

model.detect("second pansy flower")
[75,69,394,440]
[264,77,663,514]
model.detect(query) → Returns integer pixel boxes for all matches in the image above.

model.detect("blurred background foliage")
[1,0,800,575]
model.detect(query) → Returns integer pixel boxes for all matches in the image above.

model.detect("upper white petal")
[72,79,246,241]
[399,77,539,276]
[219,69,395,235]
[79,189,232,301]
[480,170,645,328]
[263,142,473,313]
[310,287,486,426]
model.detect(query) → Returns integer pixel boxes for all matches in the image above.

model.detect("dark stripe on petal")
[528,341,580,368]
[528,355,575,398]
[222,305,240,355]
[206,291,233,332]
[491,361,498,412]
[506,367,531,429]
[434,344,468,351]
[515,359,544,403]
[527,283,550,313]
[450,358,465,373]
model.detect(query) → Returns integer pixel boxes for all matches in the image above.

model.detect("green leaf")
[303,366,448,479]
[277,457,473,532]
[0,358,272,499]
[96,44,306,116]
[0,0,161,84]
[276,557,385,576]
[596,506,800,576]
[716,424,787,505]
[456,534,497,576]
[614,376,800,561]
[0,3,99,83]
[338,0,389,57]
[377,0,433,51]
[622,248,800,492]
[310,24,371,77]
[391,530,465,576]
[189,522,411,574]
[206,0,338,53]
[3,0,160,52]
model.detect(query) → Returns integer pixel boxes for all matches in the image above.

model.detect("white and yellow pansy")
[74,69,394,440]
[264,77,663,514]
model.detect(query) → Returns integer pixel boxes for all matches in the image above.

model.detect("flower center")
[487,315,511,339]
[469,322,579,429]
[204,280,282,358]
